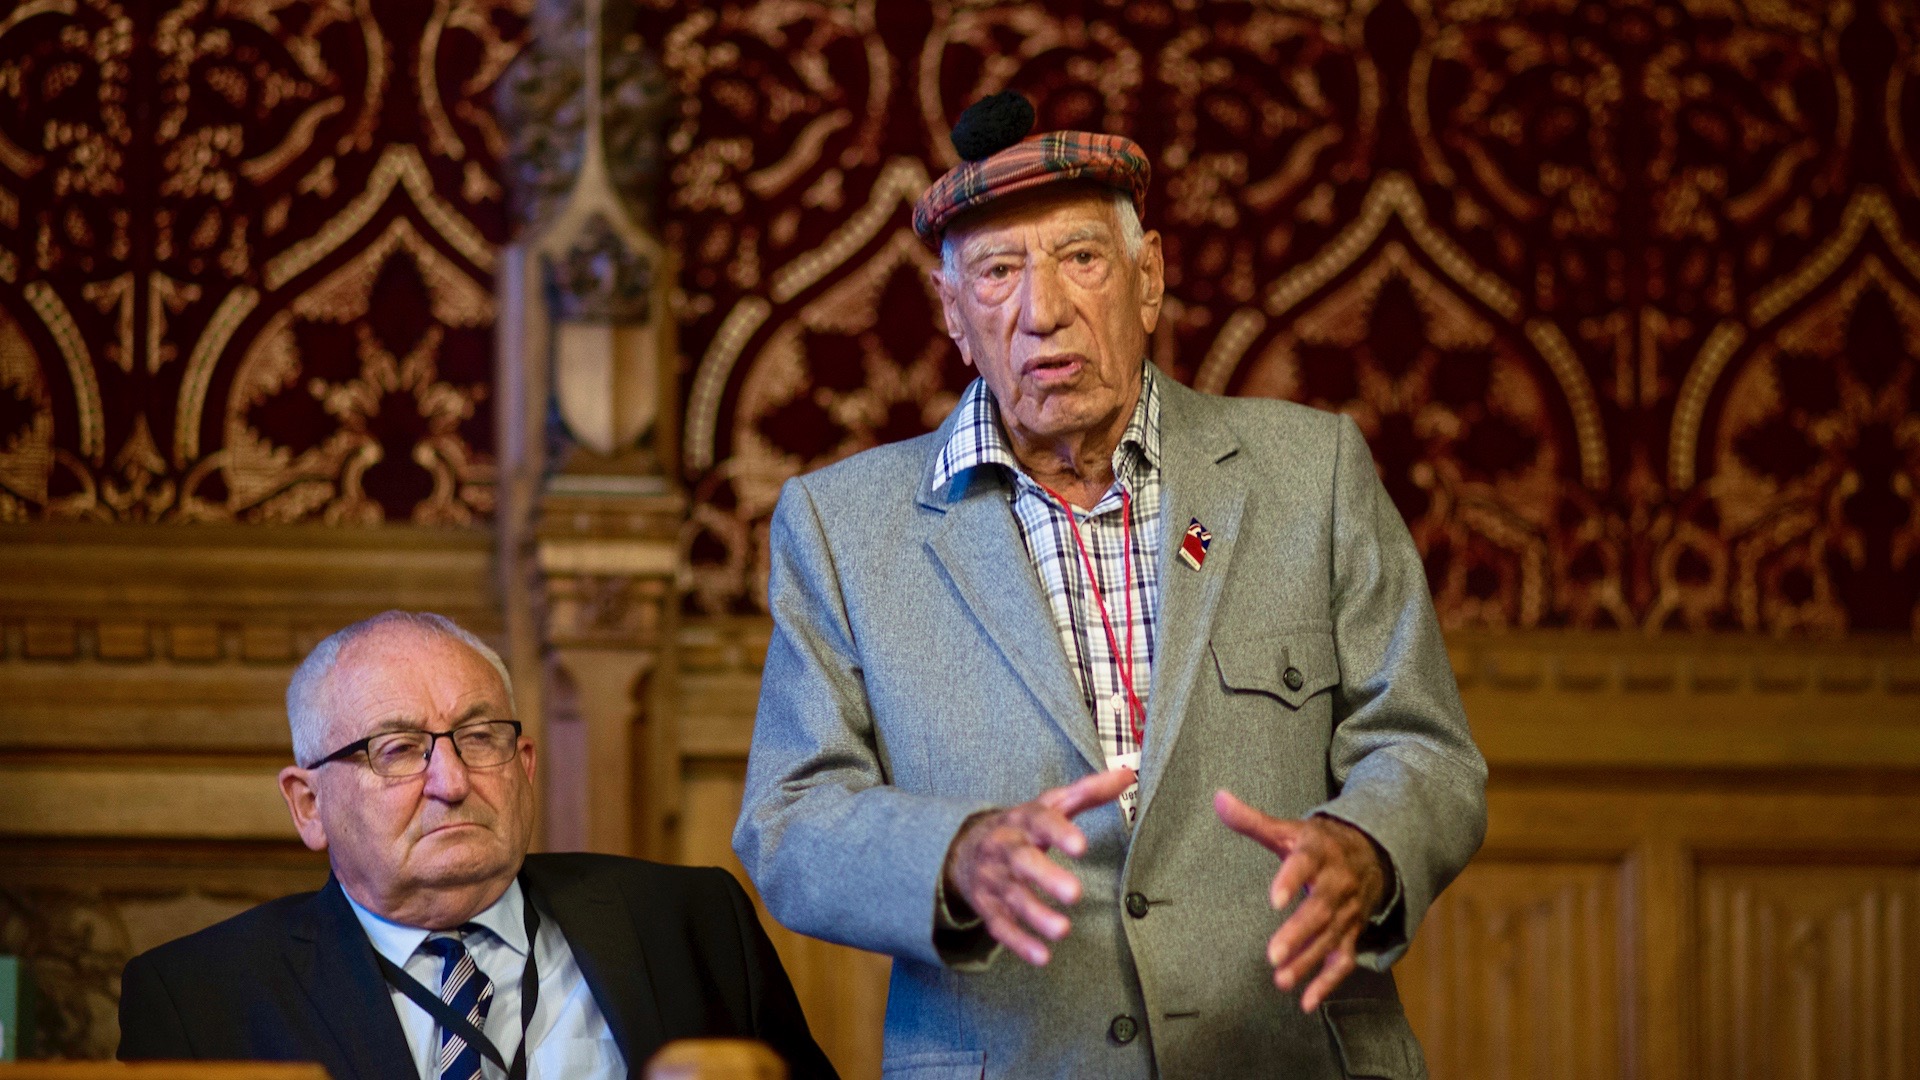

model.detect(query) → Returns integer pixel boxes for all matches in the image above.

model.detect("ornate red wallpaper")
[0,0,524,526]
[3,0,1918,636]
[655,0,1920,635]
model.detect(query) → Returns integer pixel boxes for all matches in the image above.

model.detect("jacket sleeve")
[1310,414,1489,969]
[732,477,996,967]
[718,869,841,1080]
[118,951,196,1061]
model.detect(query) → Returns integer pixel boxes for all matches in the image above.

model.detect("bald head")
[277,610,533,928]
[287,611,511,766]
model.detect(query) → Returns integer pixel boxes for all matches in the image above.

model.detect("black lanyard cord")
[375,893,542,1080]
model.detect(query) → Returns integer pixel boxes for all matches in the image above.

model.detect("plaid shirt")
[932,369,1164,765]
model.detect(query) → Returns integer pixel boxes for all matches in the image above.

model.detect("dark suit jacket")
[118,853,837,1080]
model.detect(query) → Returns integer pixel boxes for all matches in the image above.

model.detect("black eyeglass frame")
[302,719,524,774]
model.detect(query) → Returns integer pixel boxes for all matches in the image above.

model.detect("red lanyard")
[1043,485,1146,747]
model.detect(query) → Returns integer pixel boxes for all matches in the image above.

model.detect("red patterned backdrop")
[0,0,524,526]
[4,0,1919,636]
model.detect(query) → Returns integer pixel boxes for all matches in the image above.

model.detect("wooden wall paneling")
[675,620,890,1080]
[0,524,503,852]
[1395,859,1624,1080]
[533,518,684,862]
[0,522,499,1058]
[0,841,328,1060]
[0,525,498,628]
[1461,785,1920,1080]
[1451,632,1920,771]
[0,660,292,752]
[543,645,651,857]
[0,763,292,841]
[0,524,502,837]
[1629,840,1693,1080]
[1449,630,1920,1079]
[1698,862,1920,1080]
[679,757,890,1080]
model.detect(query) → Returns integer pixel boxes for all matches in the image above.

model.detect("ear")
[929,266,975,368]
[517,736,537,786]
[1135,230,1166,335]
[279,766,330,852]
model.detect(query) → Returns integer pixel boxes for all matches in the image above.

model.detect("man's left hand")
[1213,790,1387,1013]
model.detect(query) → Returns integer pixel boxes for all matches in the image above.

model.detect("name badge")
[1107,750,1141,827]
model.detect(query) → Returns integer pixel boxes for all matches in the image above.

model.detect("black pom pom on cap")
[951,91,1036,162]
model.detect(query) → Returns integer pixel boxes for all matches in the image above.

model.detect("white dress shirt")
[343,881,626,1080]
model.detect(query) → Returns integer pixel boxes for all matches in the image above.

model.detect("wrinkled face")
[932,186,1165,448]
[293,626,535,911]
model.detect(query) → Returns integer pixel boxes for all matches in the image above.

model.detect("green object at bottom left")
[0,954,33,1060]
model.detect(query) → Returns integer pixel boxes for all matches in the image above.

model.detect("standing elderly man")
[734,94,1486,1078]
[119,610,835,1080]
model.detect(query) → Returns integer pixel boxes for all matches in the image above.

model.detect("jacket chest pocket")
[1209,626,1339,709]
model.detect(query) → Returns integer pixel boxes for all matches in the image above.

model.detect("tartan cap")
[914,93,1150,249]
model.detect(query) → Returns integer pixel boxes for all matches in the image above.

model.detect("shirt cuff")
[1369,870,1402,926]
[933,873,983,932]
[1312,811,1399,924]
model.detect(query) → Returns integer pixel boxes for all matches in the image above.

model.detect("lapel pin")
[1179,517,1213,571]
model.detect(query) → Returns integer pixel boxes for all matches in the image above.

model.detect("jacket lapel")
[1136,379,1246,825]
[919,433,1108,776]
[285,878,415,1080]
[522,860,662,1074]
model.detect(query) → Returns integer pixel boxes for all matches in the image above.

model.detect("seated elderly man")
[119,610,835,1080]
[734,94,1486,1078]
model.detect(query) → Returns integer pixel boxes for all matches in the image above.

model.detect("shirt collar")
[342,878,530,966]
[931,363,1162,497]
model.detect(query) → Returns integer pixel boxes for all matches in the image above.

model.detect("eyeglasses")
[303,720,524,777]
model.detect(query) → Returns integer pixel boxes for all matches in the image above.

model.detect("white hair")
[940,187,1145,280]
[287,611,513,765]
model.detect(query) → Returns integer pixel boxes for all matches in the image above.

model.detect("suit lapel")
[921,451,1108,776]
[285,878,415,1080]
[522,859,663,1073]
[1137,379,1246,825]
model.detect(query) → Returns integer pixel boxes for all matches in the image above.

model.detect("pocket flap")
[881,1049,985,1079]
[1210,628,1339,708]
[1323,998,1425,1079]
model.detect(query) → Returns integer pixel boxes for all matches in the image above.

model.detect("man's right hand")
[942,766,1136,965]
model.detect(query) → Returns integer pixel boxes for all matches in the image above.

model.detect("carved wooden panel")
[681,758,889,1080]
[1698,863,1920,1080]
[1448,629,1920,772]
[0,527,498,721]
[1396,859,1624,1080]
[675,624,888,1080]
[0,842,327,1060]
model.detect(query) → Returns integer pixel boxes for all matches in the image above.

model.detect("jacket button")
[1109,1014,1139,1044]
[1125,892,1149,919]
[1283,666,1304,691]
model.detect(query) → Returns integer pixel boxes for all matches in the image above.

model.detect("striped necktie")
[420,928,494,1080]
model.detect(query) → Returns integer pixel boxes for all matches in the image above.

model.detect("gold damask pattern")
[6,0,1919,633]
[652,0,1920,635]
[0,0,526,522]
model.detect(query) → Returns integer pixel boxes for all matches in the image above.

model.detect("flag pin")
[1179,517,1212,570]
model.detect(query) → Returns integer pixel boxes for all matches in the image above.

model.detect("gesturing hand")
[943,767,1137,966]
[1213,790,1388,1013]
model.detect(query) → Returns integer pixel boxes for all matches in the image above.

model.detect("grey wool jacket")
[734,372,1486,1080]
